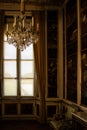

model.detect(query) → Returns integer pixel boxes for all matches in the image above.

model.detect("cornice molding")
[0,3,60,12]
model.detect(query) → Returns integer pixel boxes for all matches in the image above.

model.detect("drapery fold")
[33,11,46,123]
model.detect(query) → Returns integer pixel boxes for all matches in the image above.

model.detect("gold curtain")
[33,11,46,123]
[0,10,4,60]
[0,10,4,97]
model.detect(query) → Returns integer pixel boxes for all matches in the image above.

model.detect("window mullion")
[17,49,21,98]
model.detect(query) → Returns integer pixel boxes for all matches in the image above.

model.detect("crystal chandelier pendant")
[5,0,39,51]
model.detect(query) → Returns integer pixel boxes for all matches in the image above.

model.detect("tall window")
[3,34,34,97]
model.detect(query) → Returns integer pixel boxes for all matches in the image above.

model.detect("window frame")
[2,32,35,99]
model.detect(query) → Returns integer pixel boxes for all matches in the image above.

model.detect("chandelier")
[5,0,39,51]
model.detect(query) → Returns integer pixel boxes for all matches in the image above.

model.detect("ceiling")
[0,0,66,7]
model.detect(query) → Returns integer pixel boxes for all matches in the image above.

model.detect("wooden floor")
[1,120,51,130]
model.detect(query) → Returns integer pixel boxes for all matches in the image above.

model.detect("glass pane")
[4,79,17,96]
[20,79,34,96]
[21,44,34,59]
[20,61,34,78]
[4,61,17,78]
[4,42,16,59]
